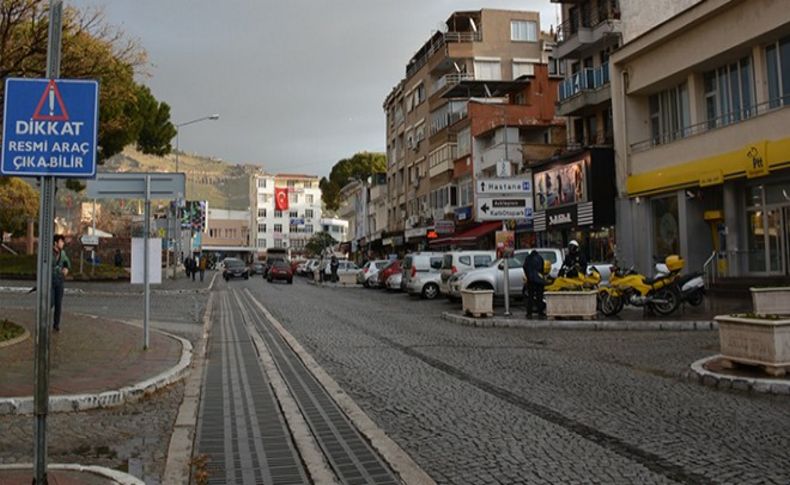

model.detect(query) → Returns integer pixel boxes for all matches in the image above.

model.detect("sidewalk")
[0,308,185,413]
[0,270,216,295]
[0,465,142,485]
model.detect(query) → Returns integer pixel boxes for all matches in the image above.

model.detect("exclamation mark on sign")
[48,84,55,116]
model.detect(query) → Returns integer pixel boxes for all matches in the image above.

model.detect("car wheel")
[422,283,439,300]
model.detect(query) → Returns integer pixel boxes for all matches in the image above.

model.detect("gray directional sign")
[86,172,185,199]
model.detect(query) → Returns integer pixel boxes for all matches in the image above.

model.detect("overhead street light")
[171,113,219,278]
[175,113,220,173]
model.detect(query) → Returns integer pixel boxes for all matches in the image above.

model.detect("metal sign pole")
[502,221,511,317]
[144,175,151,350]
[34,1,63,483]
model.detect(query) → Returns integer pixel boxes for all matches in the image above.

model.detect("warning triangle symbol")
[32,79,70,121]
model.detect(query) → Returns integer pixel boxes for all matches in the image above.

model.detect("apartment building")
[201,208,252,259]
[611,0,790,278]
[550,0,703,261]
[319,218,349,243]
[250,173,322,257]
[383,9,547,251]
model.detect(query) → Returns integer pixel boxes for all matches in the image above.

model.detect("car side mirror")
[498,261,505,270]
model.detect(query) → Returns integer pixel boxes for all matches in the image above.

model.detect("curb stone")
[0,323,193,415]
[440,311,719,331]
[0,463,144,484]
[244,289,437,485]
[689,355,790,396]
[0,325,30,349]
[162,290,215,484]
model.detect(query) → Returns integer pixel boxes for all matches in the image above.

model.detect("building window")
[257,208,267,218]
[415,83,426,106]
[274,224,282,233]
[274,239,287,249]
[257,238,266,248]
[548,56,565,76]
[512,61,535,79]
[289,210,298,218]
[257,178,267,188]
[511,20,537,42]
[286,180,296,189]
[289,224,299,233]
[274,210,282,218]
[765,36,790,108]
[649,83,689,146]
[306,194,314,204]
[305,209,314,218]
[257,223,266,233]
[305,224,313,234]
[704,57,754,128]
[474,59,502,81]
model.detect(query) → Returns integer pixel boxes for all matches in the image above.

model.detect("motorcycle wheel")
[687,289,704,306]
[599,292,623,316]
[653,288,680,315]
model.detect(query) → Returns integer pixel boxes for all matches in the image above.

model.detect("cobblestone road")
[247,278,790,485]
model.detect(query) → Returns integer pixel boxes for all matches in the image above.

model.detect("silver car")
[406,270,442,299]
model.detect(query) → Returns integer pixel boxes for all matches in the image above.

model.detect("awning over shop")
[429,221,501,247]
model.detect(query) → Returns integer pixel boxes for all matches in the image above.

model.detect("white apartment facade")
[251,173,322,256]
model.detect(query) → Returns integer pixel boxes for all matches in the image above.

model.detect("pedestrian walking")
[523,249,546,318]
[52,234,71,332]
[198,253,207,282]
[184,255,193,279]
[189,254,197,281]
[114,248,123,268]
[330,255,339,283]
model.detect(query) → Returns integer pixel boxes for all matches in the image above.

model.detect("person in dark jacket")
[562,240,587,277]
[114,249,123,267]
[330,256,339,283]
[52,235,71,332]
[523,250,546,318]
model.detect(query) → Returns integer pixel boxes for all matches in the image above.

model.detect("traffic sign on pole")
[476,177,532,195]
[476,196,534,220]
[1,77,98,178]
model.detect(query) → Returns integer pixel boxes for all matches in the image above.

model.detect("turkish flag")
[275,187,289,211]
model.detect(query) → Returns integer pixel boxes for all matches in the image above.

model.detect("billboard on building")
[534,161,587,210]
[180,200,208,231]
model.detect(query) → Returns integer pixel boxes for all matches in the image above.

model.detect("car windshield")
[226,260,243,268]
[273,262,289,269]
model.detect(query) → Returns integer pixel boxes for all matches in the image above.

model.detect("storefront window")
[652,196,679,258]
[747,210,766,272]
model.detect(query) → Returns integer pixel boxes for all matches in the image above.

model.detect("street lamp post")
[172,114,219,278]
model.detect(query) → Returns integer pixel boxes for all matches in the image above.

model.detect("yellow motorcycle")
[599,255,684,316]
[544,265,602,292]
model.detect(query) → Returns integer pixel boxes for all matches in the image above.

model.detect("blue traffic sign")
[1,78,98,178]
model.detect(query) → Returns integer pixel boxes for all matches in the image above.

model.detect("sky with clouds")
[72,0,559,176]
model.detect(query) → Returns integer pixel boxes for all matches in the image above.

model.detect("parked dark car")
[223,258,249,281]
[267,261,293,284]
[250,261,266,275]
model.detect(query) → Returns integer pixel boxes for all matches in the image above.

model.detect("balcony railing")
[630,98,788,153]
[406,31,482,78]
[558,62,610,102]
[431,73,475,96]
[556,1,621,44]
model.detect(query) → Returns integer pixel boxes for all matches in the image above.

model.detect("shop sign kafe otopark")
[1,78,99,177]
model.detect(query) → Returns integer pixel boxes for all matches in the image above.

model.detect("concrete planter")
[750,287,790,315]
[715,315,790,377]
[544,290,597,320]
[461,289,494,317]
[338,272,358,286]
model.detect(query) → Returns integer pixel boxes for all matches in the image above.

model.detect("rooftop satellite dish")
[469,18,478,33]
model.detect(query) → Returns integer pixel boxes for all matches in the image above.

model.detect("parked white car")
[386,272,402,291]
[439,250,496,298]
[320,260,360,279]
[357,259,390,287]
[400,252,444,291]
[406,270,443,299]
[458,248,564,298]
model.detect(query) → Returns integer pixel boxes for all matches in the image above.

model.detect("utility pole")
[34,1,63,482]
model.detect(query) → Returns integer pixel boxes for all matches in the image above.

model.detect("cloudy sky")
[72,0,559,176]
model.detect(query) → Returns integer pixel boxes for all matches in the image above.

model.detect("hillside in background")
[102,147,258,210]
